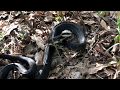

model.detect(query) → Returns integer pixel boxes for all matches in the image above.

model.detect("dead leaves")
[35,50,44,65]
[86,60,120,79]
[0,11,119,79]
[31,35,45,50]
[44,12,53,22]
[0,20,8,30]
[100,19,108,30]
[83,20,96,25]
[65,11,120,79]
[88,61,117,74]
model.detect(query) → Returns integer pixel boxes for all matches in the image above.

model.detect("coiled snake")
[0,22,86,79]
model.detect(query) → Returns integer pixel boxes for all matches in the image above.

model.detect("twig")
[96,74,104,79]
[105,43,120,53]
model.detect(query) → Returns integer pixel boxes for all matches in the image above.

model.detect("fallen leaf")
[0,11,8,20]
[44,11,53,22]
[68,71,81,79]
[31,35,45,50]
[99,30,114,38]
[104,68,114,77]
[2,22,19,36]
[113,69,119,79]
[35,29,43,35]
[100,19,108,30]
[111,44,118,55]
[44,16,53,22]
[88,61,117,74]
[88,63,107,74]
[83,20,96,25]
[23,43,37,54]
[108,61,117,65]
[71,52,78,58]
[93,13,101,22]
[35,50,44,65]
[0,20,8,30]
[28,13,35,20]
[116,11,120,18]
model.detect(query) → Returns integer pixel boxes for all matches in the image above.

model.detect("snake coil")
[0,54,37,79]
[0,22,86,79]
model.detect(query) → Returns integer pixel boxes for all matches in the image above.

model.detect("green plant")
[55,16,62,22]
[114,16,120,43]
[0,32,4,41]
[97,11,107,16]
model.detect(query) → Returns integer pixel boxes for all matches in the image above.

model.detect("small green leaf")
[19,33,24,40]
[55,16,62,22]
[117,18,120,25]
[0,32,4,41]
[97,11,106,16]
[114,35,120,43]
[117,28,120,35]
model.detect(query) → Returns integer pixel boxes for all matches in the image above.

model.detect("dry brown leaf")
[113,61,120,79]
[95,44,112,58]
[71,52,78,58]
[109,61,117,65]
[100,19,108,30]
[111,44,118,54]
[68,71,81,79]
[44,16,53,22]
[115,11,120,18]
[0,20,8,30]
[104,68,114,77]
[63,67,71,75]
[83,20,96,25]
[99,30,114,38]
[88,63,107,74]
[44,11,53,22]
[31,35,45,50]
[23,44,36,55]
[35,29,43,35]
[88,61,117,74]
[93,13,101,22]
[50,11,57,15]
[28,13,35,20]
[35,50,44,65]
[36,37,45,50]
[2,22,19,36]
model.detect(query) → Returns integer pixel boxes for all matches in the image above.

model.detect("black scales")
[0,22,86,79]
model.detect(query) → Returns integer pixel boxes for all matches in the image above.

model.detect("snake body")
[52,22,86,51]
[37,22,86,79]
[0,22,86,79]
[0,54,37,79]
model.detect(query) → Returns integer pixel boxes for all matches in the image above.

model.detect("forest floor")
[0,11,120,79]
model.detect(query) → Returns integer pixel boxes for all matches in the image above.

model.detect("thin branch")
[105,43,120,53]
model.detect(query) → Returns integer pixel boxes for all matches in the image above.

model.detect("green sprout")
[97,11,106,16]
[0,32,4,41]
[55,16,63,22]
[114,16,120,43]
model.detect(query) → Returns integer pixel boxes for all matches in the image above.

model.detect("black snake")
[0,22,86,79]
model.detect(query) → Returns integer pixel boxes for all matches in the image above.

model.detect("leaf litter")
[0,11,120,79]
